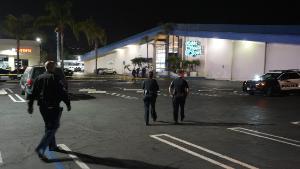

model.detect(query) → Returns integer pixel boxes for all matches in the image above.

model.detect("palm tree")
[140,36,150,68]
[2,14,35,74]
[75,18,106,74]
[36,1,74,69]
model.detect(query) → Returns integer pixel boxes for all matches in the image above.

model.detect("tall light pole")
[36,37,42,64]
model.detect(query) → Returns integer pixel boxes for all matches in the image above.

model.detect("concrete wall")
[84,37,300,80]
[266,43,300,71]
[206,39,233,80]
[232,41,266,81]
[84,43,154,74]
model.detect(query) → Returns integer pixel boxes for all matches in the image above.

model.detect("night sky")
[0,0,299,56]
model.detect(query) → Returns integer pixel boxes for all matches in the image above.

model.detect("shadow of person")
[149,120,175,126]
[179,120,273,127]
[47,149,178,169]
[149,120,273,127]
[69,93,96,101]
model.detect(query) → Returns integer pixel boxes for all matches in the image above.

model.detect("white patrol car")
[242,70,300,96]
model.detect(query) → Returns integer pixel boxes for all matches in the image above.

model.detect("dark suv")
[20,65,68,100]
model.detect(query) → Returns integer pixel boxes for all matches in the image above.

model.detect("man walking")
[169,70,189,124]
[27,61,71,160]
[142,71,159,125]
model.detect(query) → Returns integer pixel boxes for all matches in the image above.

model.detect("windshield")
[32,67,46,79]
[261,73,280,80]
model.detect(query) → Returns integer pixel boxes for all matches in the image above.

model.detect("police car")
[242,70,300,96]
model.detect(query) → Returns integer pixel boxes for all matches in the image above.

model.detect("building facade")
[0,39,40,70]
[82,24,300,81]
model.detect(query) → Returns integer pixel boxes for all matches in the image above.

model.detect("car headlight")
[255,82,266,87]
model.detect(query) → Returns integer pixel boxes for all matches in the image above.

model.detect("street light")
[36,37,41,43]
[36,37,42,64]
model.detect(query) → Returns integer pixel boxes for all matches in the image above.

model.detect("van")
[20,65,68,100]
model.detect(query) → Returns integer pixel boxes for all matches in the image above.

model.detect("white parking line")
[0,151,3,165]
[58,144,90,169]
[228,127,300,147]
[15,94,26,102]
[291,121,300,125]
[88,90,106,94]
[123,88,143,91]
[0,89,7,95]
[5,88,13,93]
[78,88,96,92]
[8,94,26,103]
[151,134,259,169]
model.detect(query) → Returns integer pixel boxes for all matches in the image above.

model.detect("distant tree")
[166,54,182,73]
[140,36,151,67]
[131,57,152,68]
[36,1,75,68]
[74,18,106,74]
[2,14,35,74]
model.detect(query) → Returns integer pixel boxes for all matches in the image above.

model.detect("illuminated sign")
[19,48,32,53]
[11,48,32,53]
[185,41,204,57]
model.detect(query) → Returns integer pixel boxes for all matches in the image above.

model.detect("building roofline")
[82,24,300,61]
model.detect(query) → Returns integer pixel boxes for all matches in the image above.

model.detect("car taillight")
[26,79,33,87]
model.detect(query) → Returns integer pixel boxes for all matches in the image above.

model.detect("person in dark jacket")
[132,69,136,81]
[136,67,140,77]
[27,61,71,160]
[141,67,146,78]
[142,71,159,125]
[169,70,189,124]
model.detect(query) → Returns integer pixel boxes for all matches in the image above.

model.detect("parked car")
[20,65,68,100]
[0,68,10,74]
[97,68,117,75]
[242,70,300,96]
[9,67,26,80]
[63,68,73,77]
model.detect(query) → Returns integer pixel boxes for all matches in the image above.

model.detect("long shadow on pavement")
[46,150,178,169]
[69,93,96,101]
[150,120,273,127]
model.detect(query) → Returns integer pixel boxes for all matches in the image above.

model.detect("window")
[279,73,289,80]
[288,73,300,79]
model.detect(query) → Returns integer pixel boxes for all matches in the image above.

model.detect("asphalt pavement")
[0,76,299,169]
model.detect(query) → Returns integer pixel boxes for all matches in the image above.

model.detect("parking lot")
[0,77,299,169]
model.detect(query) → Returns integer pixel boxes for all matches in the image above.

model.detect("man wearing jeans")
[27,61,71,160]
